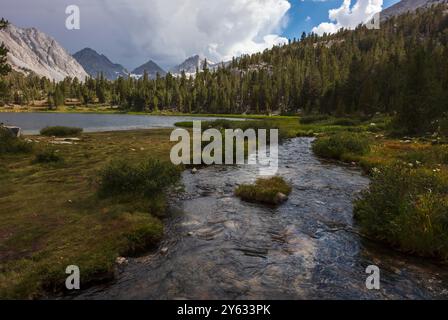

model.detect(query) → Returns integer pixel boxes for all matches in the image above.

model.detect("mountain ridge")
[131,60,166,79]
[0,23,88,81]
[73,48,128,80]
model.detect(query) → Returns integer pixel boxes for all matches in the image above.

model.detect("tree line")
[1,5,448,134]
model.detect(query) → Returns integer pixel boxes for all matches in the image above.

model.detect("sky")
[0,0,400,70]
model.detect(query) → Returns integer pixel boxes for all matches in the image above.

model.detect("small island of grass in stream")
[235,176,292,205]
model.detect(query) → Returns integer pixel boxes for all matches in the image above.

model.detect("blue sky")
[283,0,400,39]
[1,0,401,69]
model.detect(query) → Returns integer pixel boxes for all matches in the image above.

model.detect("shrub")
[33,148,63,164]
[0,127,33,154]
[299,115,329,124]
[312,132,371,161]
[40,126,83,137]
[174,121,194,128]
[235,176,292,205]
[97,158,181,198]
[331,118,360,126]
[354,163,448,260]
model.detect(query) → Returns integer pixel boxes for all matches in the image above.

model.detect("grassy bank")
[0,129,179,298]
[310,122,448,260]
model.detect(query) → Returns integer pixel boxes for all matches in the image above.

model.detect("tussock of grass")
[97,158,181,198]
[299,115,329,124]
[312,132,371,162]
[355,163,448,260]
[32,148,63,164]
[235,176,292,205]
[40,126,83,137]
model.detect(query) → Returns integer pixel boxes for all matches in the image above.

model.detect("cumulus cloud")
[102,0,291,67]
[1,0,291,69]
[312,0,383,35]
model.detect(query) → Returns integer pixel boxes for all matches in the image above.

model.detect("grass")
[32,148,64,164]
[0,129,178,299]
[312,132,371,162]
[354,163,448,260]
[40,126,83,137]
[235,177,292,205]
[97,158,181,198]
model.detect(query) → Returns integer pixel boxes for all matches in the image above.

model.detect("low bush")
[235,176,292,205]
[331,118,360,126]
[174,121,194,128]
[40,126,83,137]
[0,127,33,154]
[97,158,181,198]
[354,163,448,260]
[312,132,371,161]
[299,115,329,124]
[32,148,63,164]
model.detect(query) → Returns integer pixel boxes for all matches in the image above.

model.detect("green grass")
[355,163,448,260]
[32,148,64,164]
[40,126,83,137]
[312,132,371,162]
[0,129,177,299]
[97,158,181,198]
[235,177,292,205]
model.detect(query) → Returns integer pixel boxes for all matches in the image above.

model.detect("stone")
[1,126,21,137]
[116,257,128,265]
[161,247,169,255]
[191,168,198,174]
[274,192,288,204]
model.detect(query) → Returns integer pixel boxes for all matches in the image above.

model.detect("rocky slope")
[381,0,447,20]
[73,48,128,80]
[0,23,88,81]
[131,60,166,79]
[170,54,215,76]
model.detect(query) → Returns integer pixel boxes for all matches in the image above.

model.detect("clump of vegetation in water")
[40,126,83,137]
[97,158,181,198]
[354,163,448,260]
[32,148,63,164]
[312,132,371,162]
[235,176,292,205]
[0,127,32,154]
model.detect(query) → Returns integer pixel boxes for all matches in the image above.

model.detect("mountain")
[73,48,128,80]
[170,55,215,75]
[0,23,88,81]
[131,60,166,79]
[381,0,447,20]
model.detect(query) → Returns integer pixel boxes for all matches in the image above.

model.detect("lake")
[0,112,241,135]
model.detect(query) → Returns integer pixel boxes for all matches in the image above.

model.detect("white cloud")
[305,16,312,22]
[312,0,383,35]
[102,0,291,67]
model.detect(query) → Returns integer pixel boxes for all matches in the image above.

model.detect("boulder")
[1,126,21,137]
[274,192,288,204]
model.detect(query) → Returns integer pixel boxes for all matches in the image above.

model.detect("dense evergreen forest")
[1,5,448,134]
